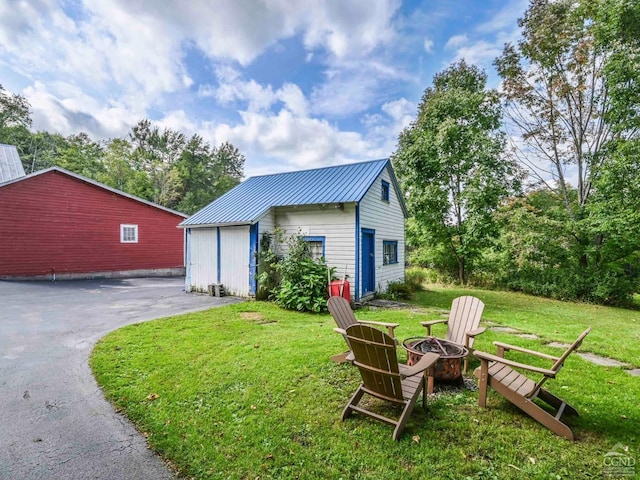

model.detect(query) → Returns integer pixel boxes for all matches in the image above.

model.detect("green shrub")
[404,267,435,289]
[255,231,282,301]
[376,280,414,301]
[257,230,335,312]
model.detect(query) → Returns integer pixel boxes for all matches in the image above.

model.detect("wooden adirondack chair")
[342,324,440,440]
[474,327,591,440]
[328,296,399,363]
[420,296,485,392]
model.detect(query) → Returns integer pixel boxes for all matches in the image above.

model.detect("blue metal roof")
[0,144,25,184]
[181,159,407,227]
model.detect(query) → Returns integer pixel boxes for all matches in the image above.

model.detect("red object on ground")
[328,280,350,300]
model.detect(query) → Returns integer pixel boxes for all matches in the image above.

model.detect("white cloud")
[382,98,415,129]
[156,110,198,135]
[301,0,401,60]
[210,69,308,117]
[451,40,504,66]
[309,58,413,117]
[24,82,139,139]
[423,37,434,53]
[0,0,403,140]
[214,109,371,173]
[445,34,469,50]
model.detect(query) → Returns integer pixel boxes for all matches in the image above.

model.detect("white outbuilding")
[179,159,408,300]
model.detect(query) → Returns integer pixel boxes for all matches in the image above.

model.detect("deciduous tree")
[393,61,519,284]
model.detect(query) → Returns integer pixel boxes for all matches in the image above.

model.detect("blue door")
[361,229,375,295]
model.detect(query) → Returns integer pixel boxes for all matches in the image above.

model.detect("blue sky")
[0,0,528,177]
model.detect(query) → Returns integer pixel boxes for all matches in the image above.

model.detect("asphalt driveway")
[0,277,241,480]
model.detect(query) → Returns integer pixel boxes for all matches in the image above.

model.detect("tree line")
[0,90,244,215]
[2,0,637,305]
[393,0,640,305]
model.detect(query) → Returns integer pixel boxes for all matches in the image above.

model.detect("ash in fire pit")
[409,337,467,358]
[403,337,469,385]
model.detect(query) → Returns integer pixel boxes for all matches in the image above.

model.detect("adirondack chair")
[328,296,399,363]
[342,324,440,440]
[474,327,591,440]
[420,296,485,392]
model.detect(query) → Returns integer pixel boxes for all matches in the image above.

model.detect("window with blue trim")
[381,180,390,202]
[303,236,325,261]
[383,240,398,265]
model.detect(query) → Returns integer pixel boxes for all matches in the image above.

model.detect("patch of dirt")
[239,312,277,325]
[429,376,478,397]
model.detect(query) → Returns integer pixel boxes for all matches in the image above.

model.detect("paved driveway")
[0,277,241,480]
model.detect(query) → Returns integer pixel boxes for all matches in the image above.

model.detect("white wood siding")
[256,208,275,247]
[359,166,405,293]
[274,203,356,297]
[220,225,250,296]
[187,227,217,292]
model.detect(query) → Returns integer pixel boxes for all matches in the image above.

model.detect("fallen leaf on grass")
[529,457,536,464]
[508,464,521,471]
[412,435,420,443]
[146,393,159,401]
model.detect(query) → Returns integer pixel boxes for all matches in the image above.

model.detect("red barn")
[0,167,187,280]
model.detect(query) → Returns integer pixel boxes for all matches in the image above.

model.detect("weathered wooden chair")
[328,296,399,363]
[420,295,485,392]
[342,324,440,440]
[474,327,591,440]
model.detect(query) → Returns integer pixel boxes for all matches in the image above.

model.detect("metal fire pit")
[402,337,468,382]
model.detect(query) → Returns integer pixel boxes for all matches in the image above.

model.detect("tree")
[56,133,105,179]
[129,119,186,208]
[99,138,153,198]
[495,0,638,214]
[8,129,60,173]
[392,61,519,284]
[175,139,244,214]
[127,119,245,212]
[0,84,31,142]
[494,0,640,303]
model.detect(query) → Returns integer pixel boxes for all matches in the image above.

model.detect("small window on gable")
[121,224,138,243]
[383,240,398,265]
[303,236,325,261]
[381,180,390,202]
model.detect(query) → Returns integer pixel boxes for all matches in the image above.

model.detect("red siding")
[0,170,185,277]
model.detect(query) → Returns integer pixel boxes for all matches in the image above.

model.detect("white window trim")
[383,240,398,265]
[120,224,139,243]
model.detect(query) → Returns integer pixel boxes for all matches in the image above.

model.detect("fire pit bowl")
[402,337,468,382]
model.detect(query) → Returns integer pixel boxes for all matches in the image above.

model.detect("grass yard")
[90,286,639,479]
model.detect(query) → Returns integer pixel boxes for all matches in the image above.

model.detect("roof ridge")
[248,158,388,180]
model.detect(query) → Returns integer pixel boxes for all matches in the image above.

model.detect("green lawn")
[90,286,639,479]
